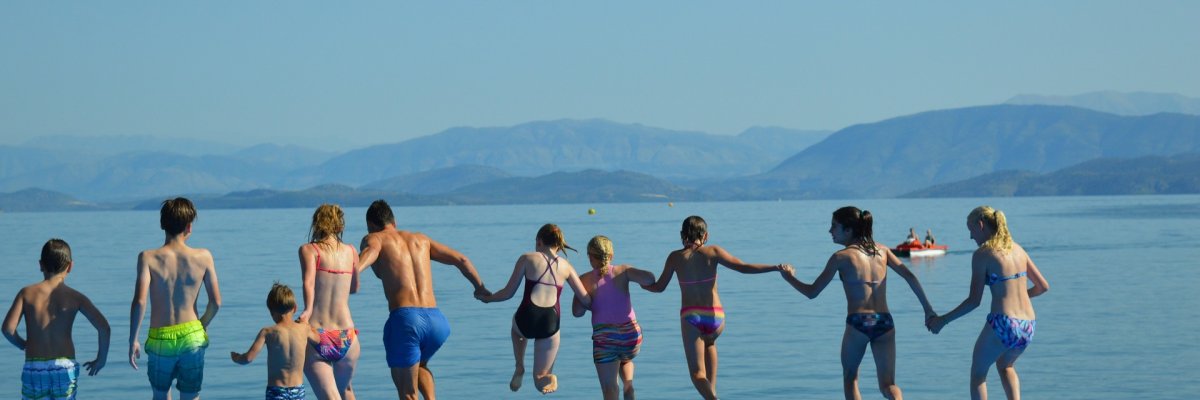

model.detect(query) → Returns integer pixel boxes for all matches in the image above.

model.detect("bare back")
[978,243,1038,320]
[139,244,215,327]
[519,251,573,308]
[264,321,311,387]
[363,229,436,309]
[13,281,89,358]
[668,247,723,309]
[300,242,357,329]
[833,244,893,314]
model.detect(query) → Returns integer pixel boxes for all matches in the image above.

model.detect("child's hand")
[230,351,250,365]
[926,315,945,334]
[83,358,106,376]
[778,264,795,276]
[129,342,141,370]
[296,309,312,323]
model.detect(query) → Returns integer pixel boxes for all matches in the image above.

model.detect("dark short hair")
[40,238,72,274]
[160,197,197,235]
[266,283,296,315]
[366,199,395,227]
[680,215,707,243]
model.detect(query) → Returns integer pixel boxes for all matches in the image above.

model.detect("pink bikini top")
[312,243,352,275]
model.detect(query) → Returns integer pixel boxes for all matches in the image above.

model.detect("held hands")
[925,314,946,334]
[296,309,312,323]
[83,357,106,376]
[777,264,795,277]
[128,342,141,370]
[474,286,492,303]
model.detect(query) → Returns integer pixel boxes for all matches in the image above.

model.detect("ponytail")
[832,206,879,257]
[969,206,1014,252]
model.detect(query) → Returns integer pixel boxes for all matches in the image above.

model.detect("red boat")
[891,241,948,258]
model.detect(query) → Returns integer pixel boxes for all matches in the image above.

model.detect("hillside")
[721,105,1200,199]
[1006,91,1200,116]
[443,169,699,205]
[903,153,1200,197]
[360,165,513,195]
[0,188,106,212]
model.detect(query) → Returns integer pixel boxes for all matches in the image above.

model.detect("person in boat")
[642,215,789,400]
[779,206,936,400]
[926,206,1050,400]
[923,229,936,247]
[906,228,919,245]
[479,223,592,395]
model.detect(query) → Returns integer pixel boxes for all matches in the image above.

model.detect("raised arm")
[1025,254,1049,298]
[642,255,676,293]
[198,250,221,329]
[625,266,657,288]
[348,244,361,295]
[428,237,487,297]
[128,253,150,370]
[782,255,838,299]
[885,249,935,316]
[564,264,591,309]
[230,328,268,365]
[78,293,110,376]
[929,251,988,333]
[354,235,381,276]
[2,290,26,351]
[713,245,785,274]
[298,245,316,322]
[482,256,526,303]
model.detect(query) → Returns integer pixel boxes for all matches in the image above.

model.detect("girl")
[482,223,591,394]
[780,206,935,400]
[297,204,361,400]
[572,235,656,400]
[927,206,1049,400]
[643,215,788,400]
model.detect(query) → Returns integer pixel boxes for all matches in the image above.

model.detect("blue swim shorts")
[383,307,451,368]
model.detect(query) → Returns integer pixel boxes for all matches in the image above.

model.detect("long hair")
[537,223,576,256]
[969,206,1013,252]
[832,206,879,257]
[309,204,345,251]
[587,235,614,276]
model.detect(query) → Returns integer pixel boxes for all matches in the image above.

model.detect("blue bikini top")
[985,271,1026,286]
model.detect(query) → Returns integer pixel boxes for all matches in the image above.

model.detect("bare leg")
[869,330,902,400]
[510,322,527,392]
[996,347,1025,400]
[971,324,1007,400]
[841,326,870,400]
[334,339,361,400]
[596,361,622,400]
[305,346,341,400]
[391,365,421,400]
[620,360,636,400]
[704,333,719,394]
[680,318,718,400]
[533,332,562,394]
[418,362,436,400]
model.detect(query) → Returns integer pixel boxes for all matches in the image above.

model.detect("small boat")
[891,241,948,258]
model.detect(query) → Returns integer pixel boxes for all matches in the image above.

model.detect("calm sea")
[1,195,1197,399]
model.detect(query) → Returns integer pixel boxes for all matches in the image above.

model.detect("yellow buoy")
[587,208,596,215]
[668,202,674,207]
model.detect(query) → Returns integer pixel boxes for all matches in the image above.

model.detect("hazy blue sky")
[2,2,1197,150]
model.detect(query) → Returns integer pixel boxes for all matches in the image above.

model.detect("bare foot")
[536,374,558,394]
[510,366,525,392]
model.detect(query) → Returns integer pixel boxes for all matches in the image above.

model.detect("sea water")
[0,195,1197,399]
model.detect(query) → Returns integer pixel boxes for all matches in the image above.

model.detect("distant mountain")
[231,143,337,170]
[20,134,241,157]
[309,119,829,185]
[444,169,699,205]
[361,165,513,195]
[0,188,106,212]
[1006,91,1200,116]
[132,184,445,210]
[721,105,1200,199]
[0,146,69,181]
[903,153,1200,197]
[736,127,831,160]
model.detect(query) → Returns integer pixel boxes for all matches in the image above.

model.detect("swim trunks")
[986,313,1036,350]
[846,313,895,340]
[21,357,78,400]
[145,320,208,393]
[313,328,358,362]
[383,307,451,368]
[680,306,725,336]
[592,320,642,364]
[265,385,305,400]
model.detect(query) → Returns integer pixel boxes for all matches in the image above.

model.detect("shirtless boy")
[231,283,320,400]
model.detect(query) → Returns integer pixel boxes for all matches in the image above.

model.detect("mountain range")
[902,153,1200,197]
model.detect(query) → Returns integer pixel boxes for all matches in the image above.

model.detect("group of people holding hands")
[2,198,1048,400]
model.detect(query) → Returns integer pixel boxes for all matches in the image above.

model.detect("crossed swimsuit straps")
[514,253,564,339]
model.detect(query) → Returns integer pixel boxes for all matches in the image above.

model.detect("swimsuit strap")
[533,252,561,287]
[986,271,1027,286]
[312,243,352,275]
[678,275,716,286]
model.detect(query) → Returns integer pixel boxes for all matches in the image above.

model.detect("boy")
[129,197,222,400]
[231,283,320,400]
[3,238,111,400]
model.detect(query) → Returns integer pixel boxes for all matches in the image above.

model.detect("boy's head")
[160,197,197,236]
[39,238,72,275]
[266,283,297,319]
[366,199,395,231]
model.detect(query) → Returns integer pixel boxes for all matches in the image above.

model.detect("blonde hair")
[309,204,345,251]
[587,235,614,275]
[968,206,1013,252]
[266,282,296,315]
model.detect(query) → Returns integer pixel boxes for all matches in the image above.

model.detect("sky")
[2,2,1198,151]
